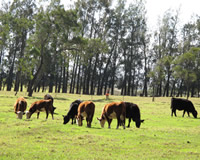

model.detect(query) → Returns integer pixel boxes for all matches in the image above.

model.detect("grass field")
[0,91,200,160]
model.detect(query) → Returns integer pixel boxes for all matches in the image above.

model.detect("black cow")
[124,102,144,128]
[63,100,83,124]
[44,94,56,112]
[171,97,198,118]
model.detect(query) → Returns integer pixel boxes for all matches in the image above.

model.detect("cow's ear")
[62,115,65,118]
[141,120,144,123]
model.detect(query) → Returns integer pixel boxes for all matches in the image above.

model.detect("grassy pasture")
[0,91,200,160]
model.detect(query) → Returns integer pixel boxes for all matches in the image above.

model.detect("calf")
[76,101,95,128]
[171,97,198,118]
[44,94,56,113]
[63,100,82,125]
[26,99,55,120]
[14,97,27,119]
[125,102,144,128]
[97,101,126,129]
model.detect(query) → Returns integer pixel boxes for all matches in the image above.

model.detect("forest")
[0,0,200,97]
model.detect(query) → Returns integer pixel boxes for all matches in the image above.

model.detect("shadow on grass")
[24,96,69,101]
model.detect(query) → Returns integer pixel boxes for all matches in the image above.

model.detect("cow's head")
[25,111,31,119]
[17,111,23,119]
[97,117,106,128]
[76,115,83,126]
[135,119,144,128]
[192,110,198,118]
[63,115,70,124]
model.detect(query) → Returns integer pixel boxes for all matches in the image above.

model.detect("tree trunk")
[70,55,77,93]
[62,60,66,93]
[28,45,45,97]
[49,73,54,93]
[6,47,17,91]
[76,62,81,94]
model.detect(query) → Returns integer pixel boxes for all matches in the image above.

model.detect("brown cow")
[97,101,126,129]
[76,101,95,128]
[26,99,54,120]
[14,97,27,119]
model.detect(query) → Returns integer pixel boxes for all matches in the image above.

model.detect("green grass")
[1,91,200,159]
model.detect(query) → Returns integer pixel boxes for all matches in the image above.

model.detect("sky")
[0,0,200,30]
[145,0,200,30]
[62,0,200,31]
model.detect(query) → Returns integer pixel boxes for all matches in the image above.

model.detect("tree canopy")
[0,0,200,97]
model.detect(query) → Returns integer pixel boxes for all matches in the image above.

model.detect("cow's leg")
[171,110,173,116]
[71,118,74,124]
[107,118,112,129]
[116,117,121,129]
[187,111,190,117]
[73,117,76,124]
[37,112,40,119]
[45,110,49,120]
[50,111,54,120]
[172,109,177,117]
[86,117,90,127]
[87,116,93,128]
[127,118,131,128]
[122,117,125,129]
[183,110,186,117]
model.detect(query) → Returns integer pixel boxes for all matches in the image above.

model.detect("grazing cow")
[14,97,27,119]
[124,102,144,128]
[26,99,55,120]
[171,97,198,118]
[76,101,95,128]
[97,101,126,129]
[63,100,83,125]
[44,94,56,112]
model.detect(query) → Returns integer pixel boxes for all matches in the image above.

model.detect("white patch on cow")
[81,111,87,118]
[36,108,45,113]
[77,116,82,126]
[108,112,117,119]
[120,114,125,120]
[25,111,31,119]
[17,111,23,119]
[99,119,106,128]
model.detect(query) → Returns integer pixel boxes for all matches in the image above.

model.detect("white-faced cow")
[171,97,198,118]
[14,97,27,119]
[63,100,82,125]
[76,101,95,128]
[97,101,126,129]
[26,99,55,120]
[124,102,144,128]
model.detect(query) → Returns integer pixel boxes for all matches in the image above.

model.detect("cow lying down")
[26,99,55,120]
[171,97,198,118]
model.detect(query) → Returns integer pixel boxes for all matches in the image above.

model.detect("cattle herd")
[14,94,198,129]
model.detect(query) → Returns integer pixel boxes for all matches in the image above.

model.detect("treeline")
[0,0,200,98]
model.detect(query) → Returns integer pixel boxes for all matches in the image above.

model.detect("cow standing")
[14,97,27,119]
[171,97,198,118]
[125,102,144,128]
[63,100,82,125]
[26,99,55,120]
[44,94,56,112]
[97,102,126,129]
[76,101,95,128]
